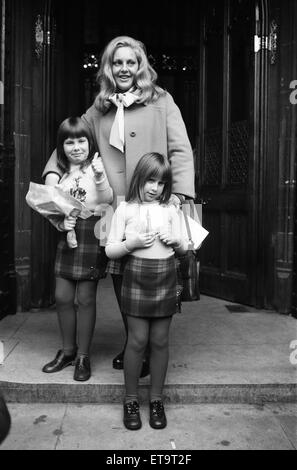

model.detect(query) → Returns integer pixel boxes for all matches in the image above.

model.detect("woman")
[42,36,195,375]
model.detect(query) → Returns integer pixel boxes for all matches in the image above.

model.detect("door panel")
[199,0,255,304]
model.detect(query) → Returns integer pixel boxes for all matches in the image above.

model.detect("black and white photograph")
[0,0,296,454]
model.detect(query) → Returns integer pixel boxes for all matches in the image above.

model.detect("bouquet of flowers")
[26,182,93,248]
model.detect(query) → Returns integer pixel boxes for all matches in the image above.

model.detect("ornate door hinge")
[35,15,55,59]
[35,15,44,59]
[45,30,51,46]
[254,35,269,52]
[254,20,277,64]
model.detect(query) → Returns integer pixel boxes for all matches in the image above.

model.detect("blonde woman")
[42,36,195,377]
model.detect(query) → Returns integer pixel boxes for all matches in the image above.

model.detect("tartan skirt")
[121,255,178,318]
[106,257,128,275]
[55,216,108,281]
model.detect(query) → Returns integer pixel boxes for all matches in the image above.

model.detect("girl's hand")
[91,152,104,180]
[125,232,157,251]
[61,215,77,231]
[159,230,181,248]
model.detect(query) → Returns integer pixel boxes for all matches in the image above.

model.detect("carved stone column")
[13,0,34,311]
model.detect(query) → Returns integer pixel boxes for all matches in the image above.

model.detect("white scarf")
[109,91,138,152]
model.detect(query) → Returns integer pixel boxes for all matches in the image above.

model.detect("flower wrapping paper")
[25,182,92,219]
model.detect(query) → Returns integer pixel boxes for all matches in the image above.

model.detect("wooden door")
[198,0,259,305]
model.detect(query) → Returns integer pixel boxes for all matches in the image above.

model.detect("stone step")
[1,380,296,404]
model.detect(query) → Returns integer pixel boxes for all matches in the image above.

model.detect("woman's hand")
[125,232,157,251]
[91,152,104,181]
[168,194,183,209]
[60,215,77,231]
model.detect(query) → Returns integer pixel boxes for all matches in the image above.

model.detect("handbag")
[177,200,200,302]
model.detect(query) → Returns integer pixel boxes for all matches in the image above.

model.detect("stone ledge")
[1,381,296,404]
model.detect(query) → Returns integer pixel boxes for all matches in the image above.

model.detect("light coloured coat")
[43,91,195,206]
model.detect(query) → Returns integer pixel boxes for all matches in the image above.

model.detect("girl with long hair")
[106,152,187,430]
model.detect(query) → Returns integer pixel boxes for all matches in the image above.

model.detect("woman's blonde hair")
[95,36,165,113]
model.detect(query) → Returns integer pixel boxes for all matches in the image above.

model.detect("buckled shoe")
[149,400,167,429]
[123,401,142,430]
[73,355,91,382]
[42,350,76,373]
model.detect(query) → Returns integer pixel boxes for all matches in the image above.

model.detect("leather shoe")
[123,401,142,430]
[112,350,124,370]
[73,355,91,381]
[149,400,167,429]
[113,351,150,378]
[42,350,76,373]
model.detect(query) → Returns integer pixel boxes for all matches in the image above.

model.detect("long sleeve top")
[48,162,113,231]
[105,201,188,259]
[58,163,113,211]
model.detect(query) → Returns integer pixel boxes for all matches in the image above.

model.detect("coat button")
[130,132,136,137]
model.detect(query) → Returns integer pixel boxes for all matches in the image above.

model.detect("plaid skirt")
[106,257,128,275]
[121,255,178,318]
[55,216,108,281]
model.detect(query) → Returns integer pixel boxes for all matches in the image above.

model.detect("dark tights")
[111,274,128,343]
[124,316,172,402]
[111,274,150,361]
[55,277,97,356]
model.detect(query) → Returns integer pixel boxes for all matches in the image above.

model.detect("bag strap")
[189,199,196,220]
[181,201,194,250]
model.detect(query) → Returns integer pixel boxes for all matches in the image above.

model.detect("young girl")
[106,152,187,430]
[42,117,113,381]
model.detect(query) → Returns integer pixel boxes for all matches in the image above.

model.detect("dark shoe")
[73,355,91,382]
[42,350,76,373]
[149,400,167,429]
[112,351,124,370]
[140,357,150,378]
[123,401,142,430]
[113,351,150,378]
